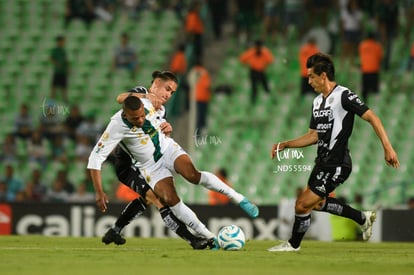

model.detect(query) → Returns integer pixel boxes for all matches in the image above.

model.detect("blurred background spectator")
[185,1,204,59]
[47,179,70,202]
[239,39,274,103]
[24,168,48,202]
[112,32,138,77]
[55,169,75,194]
[27,129,49,169]
[69,183,95,203]
[0,164,24,202]
[76,113,102,146]
[39,100,65,142]
[375,0,399,71]
[340,0,363,67]
[64,105,84,142]
[50,35,70,103]
[169,43,187,78]
[299,36,319,95]
[358,31,383,101]
[207,0,225,40]
[13,104,33,140]
[187,58,211,134]
[65,0,96,27]
[50,135,69,164]
[262,0,282,45]
[1,134,17,163]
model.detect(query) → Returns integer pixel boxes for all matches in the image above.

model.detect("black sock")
[318,197,364,225]
[159,206,198,244]
[113,198,147,233]
[289,214,311,249]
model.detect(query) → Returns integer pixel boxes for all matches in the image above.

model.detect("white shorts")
[138,141,187,189]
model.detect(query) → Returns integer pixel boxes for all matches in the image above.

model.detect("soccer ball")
[217,225,245,250]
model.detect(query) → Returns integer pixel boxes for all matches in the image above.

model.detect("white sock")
[170,200,215,239]
[199,171,244,203]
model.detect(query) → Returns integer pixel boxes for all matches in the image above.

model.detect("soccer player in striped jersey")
[268,53,399,252]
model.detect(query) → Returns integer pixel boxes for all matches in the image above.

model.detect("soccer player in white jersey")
[88,71,259,249]
[268,53,399,252]
[103,81,209,249]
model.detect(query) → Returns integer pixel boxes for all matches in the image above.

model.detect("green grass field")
[1,236,413,275]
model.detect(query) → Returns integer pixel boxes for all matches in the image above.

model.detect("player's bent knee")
[156,190,180,206]
[294,201,312,215]
[183,171,201,184]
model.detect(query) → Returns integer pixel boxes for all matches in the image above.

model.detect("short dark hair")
[123,96,143,111]
[151,70,178,84]
[306,53,335,81]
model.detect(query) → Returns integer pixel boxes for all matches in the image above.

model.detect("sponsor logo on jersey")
[315,185,326,194]
[348,93,358,101]
[316,171,324,180]
[102,132,109,141]
[95,142,105,153]
[313,109,332,118]
[316,123,332,130]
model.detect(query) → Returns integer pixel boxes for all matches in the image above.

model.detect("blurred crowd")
[0,101,102,203]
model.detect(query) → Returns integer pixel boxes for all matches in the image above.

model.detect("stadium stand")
[0,0,181,198]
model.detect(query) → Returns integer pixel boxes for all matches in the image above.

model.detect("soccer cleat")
[102,228,126,245]
[361,210,376,241]
[190,237,209,250]
[207,237,220,250]
[267,241,300,252]
[239,198,259,218]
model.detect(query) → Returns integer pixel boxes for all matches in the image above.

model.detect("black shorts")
[52,72,68,88]
[114,147,150,197]
[307,165,351,198]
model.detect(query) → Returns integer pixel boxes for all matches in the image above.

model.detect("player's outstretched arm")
[271,129,318,159]
[361,109,400,168]
[89,168,109,212]
[116,92,162,109]
[116,92,134,104]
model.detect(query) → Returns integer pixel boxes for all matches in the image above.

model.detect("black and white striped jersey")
[309,85,369,166]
